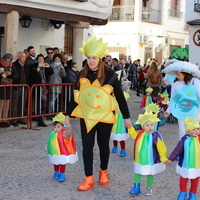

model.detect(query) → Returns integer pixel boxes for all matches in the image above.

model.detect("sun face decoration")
[71,78,119,133]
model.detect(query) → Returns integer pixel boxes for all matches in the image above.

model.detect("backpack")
[150,72,160,84]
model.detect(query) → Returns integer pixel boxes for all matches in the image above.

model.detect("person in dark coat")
[30,54,54,127]
[0,53,19,128]
[63,62,79,83]
[10,51,31,126]
[25,46,37,67]
[44,47,54,65]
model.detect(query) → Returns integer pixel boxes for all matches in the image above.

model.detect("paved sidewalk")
[0,91,199,200]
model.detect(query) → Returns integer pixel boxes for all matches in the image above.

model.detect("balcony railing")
[109,5,162,24]
[109,5,134,21]
[142,8,162,24]
[168,9,183,18]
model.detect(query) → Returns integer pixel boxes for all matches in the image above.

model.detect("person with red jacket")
[137,66,146,96]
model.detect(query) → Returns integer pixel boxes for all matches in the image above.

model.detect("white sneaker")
[145,188,152,196]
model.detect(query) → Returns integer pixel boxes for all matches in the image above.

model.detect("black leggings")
[80,119,113,176]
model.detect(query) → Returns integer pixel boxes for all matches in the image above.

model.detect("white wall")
[1,0,114,20]
[93,0,189,65]
[185,0,200,66]
[121,0,135,6]
[186,0,200,23]
[163,0,187,34]
[93,22,140,60]
[189,26,200,66]
[18,18,64,56]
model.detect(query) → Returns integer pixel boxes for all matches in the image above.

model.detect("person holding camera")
[48,54,66,115]
[30,54,54,127]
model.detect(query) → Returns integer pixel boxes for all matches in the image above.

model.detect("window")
[64,24,73,55]
[169,0,182,17]
[113,0,121,6]
[171,0,178,10]
[143,0,149,7]
[0,27,4,58]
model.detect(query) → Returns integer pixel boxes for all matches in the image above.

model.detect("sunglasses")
[73,66,77,68]
[47,52,54,54]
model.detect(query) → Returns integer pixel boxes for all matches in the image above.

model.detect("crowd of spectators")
[0,46,79,128]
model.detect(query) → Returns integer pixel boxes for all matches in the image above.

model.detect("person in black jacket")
[44,47,54,65]
[10,51,31,126]
[30,54,54,127]
[64,37,132,191]
[63,62,79,83]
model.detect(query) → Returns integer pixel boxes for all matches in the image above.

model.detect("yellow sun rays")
[71,78,118,133]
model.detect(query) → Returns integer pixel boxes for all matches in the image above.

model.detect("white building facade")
[186,0,200,66]
[93,0,189,65]
[0,0,114,68]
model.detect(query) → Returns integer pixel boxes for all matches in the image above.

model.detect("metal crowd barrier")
[0,83,74,130]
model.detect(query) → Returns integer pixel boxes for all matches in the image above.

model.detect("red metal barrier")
[0,84,31,127]
[29,83,74,129]
[0,83,74,130]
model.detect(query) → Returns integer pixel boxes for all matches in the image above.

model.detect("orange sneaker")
[77,175,95,191]
[99,169,109,185]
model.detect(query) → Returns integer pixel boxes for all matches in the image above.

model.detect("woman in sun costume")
[64,37,132,191]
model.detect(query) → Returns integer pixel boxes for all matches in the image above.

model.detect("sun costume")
[128,111,168,196]
[110,92,130,157]
[47,113,78,181]
[133,103,167,132]
[66,37,130,191]
[168,117,200,200]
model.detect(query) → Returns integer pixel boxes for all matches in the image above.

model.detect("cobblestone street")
[0,91,198,200]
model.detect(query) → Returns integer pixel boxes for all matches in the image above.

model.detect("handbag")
[1,78,13,85]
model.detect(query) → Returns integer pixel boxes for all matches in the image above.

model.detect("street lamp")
[19,16,32,28]
[50,20,65,29]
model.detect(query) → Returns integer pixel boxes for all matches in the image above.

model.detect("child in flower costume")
[166,117,200,200]
[46,113,78,182]
[111,92,130,157]
[128,111,168,196]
